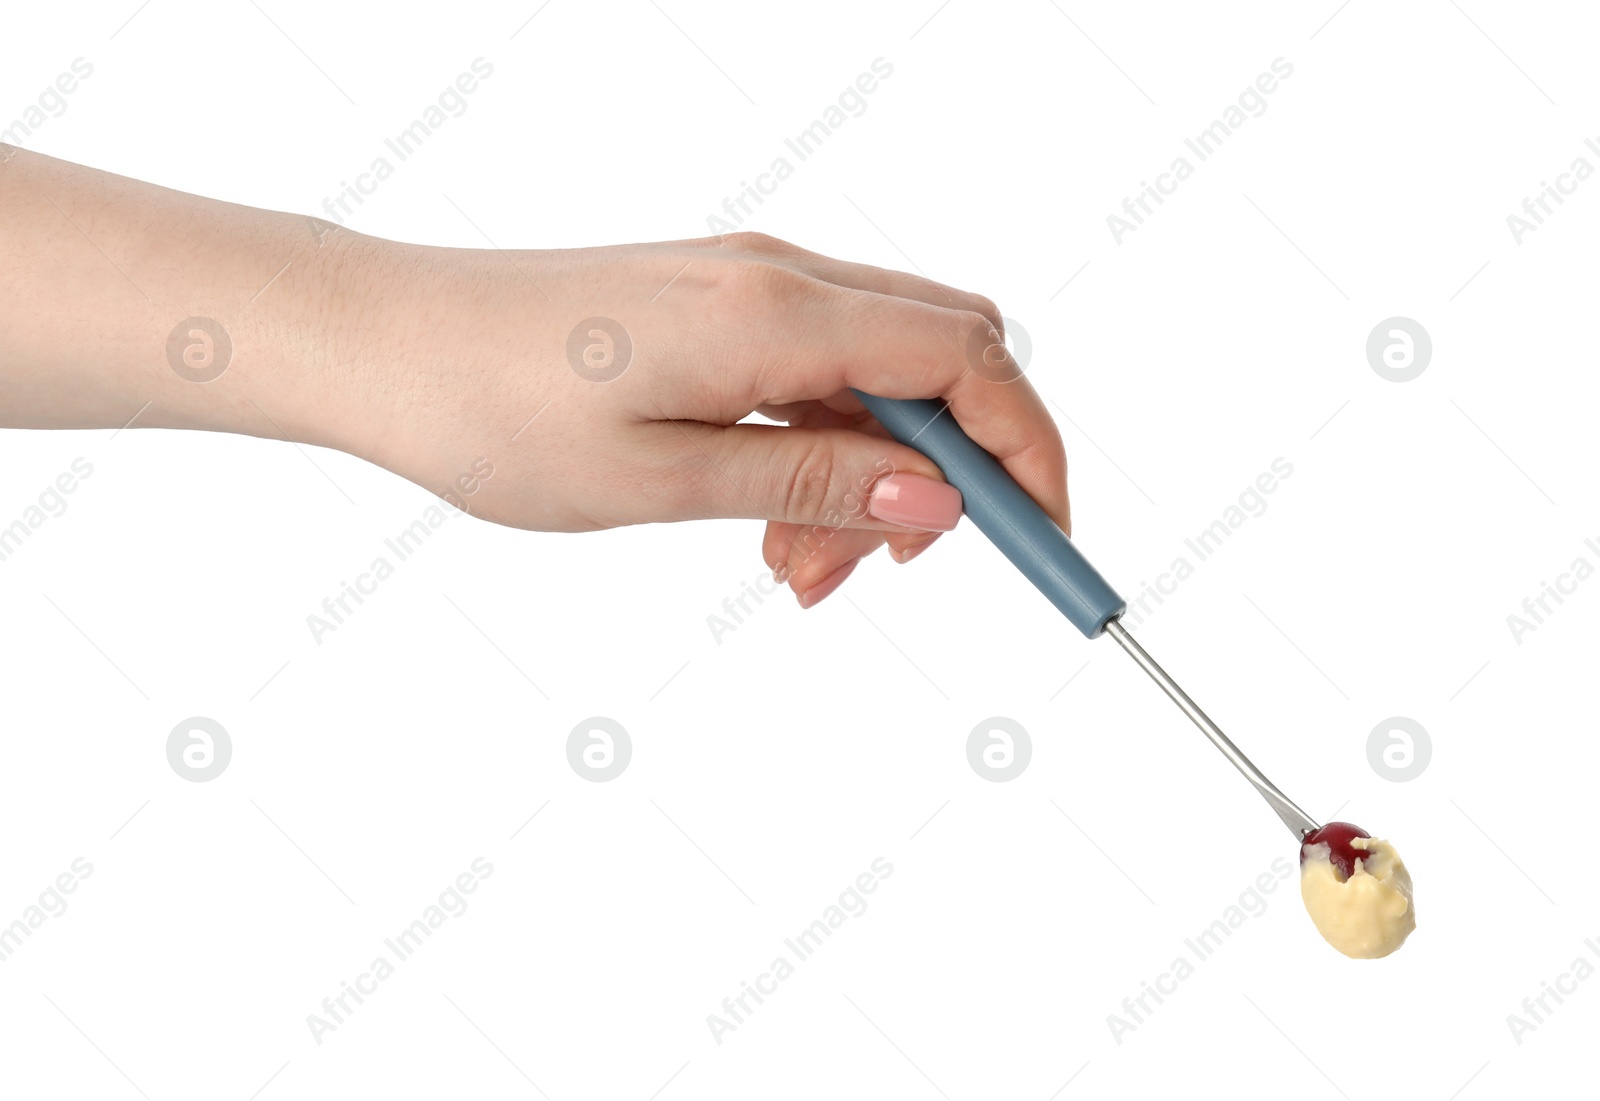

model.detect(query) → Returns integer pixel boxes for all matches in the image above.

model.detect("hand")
[335,231,1072,606]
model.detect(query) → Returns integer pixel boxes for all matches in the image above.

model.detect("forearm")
[0,148,375,449]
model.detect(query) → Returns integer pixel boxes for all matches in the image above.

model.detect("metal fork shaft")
[1103,618,1319,839]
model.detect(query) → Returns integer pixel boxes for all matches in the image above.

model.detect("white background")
[2,1,1596,1098]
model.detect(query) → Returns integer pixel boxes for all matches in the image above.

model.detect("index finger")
[752,277,1070,533]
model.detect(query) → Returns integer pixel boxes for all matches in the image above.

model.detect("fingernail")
[771,561,791,584]
[869,474,962,532]
[896,537,939,564]
[798,557,860,609]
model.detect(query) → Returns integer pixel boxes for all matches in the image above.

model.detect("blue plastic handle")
[852,391,1126,639]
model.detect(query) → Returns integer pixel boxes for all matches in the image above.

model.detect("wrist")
[141,215,424,471]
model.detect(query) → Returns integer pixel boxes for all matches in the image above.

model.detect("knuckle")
[783,441,840,521]
[956,307,998,340]
[970,293,1003,326]
[952,307,1002,378]
[720,230,796,255]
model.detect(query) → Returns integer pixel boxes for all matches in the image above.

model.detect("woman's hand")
[336,231,1071,605]
[0,151,1070,606]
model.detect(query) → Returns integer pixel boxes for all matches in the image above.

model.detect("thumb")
[677,422,965,530]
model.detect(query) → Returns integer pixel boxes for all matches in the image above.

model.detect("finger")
[781,525,887,607]
[761,248,1003,333]
[763,521,800,580]
[759,521,932,614]
[885,530,942,564]
[649,231,1005,333]
[750,285,1069,533]
[660,421,964,531]
[756,393,961,565]
[772,516,938,568]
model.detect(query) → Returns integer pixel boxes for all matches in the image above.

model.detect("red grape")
[1300,821,1373,880]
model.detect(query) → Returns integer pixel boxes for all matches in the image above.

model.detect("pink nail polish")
[897,538,938,564]
[868,474,962,532]
[798,558,860,608]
